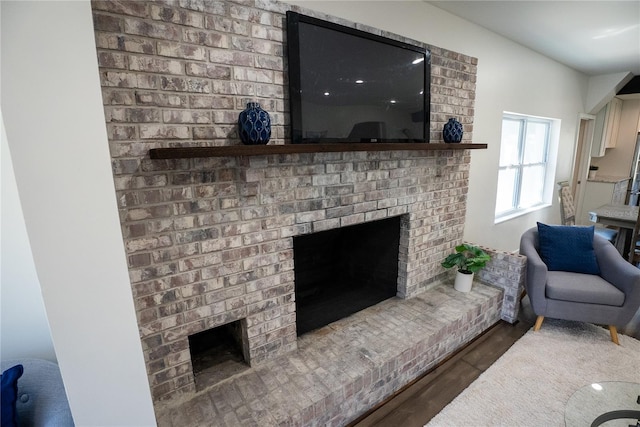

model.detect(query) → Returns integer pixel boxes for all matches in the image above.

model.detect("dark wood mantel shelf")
[148,143,487,159]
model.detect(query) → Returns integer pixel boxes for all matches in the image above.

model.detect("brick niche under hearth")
[91,0,479,404]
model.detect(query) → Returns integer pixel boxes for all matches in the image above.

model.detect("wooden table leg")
[613,227,632,260]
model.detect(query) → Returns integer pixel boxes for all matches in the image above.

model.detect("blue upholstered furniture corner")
[1,359,74,426]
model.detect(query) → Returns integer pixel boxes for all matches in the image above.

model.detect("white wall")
[586,72,634,114]
[1,1,156,425]
[284,0,589,251]
[1,111,57,362]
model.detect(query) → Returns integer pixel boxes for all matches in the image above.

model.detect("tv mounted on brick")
[286,11,431,144]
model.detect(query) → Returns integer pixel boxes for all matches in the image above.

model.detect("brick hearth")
[155,282,503,426]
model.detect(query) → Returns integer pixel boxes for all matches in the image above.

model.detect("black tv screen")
[286,11,430,144]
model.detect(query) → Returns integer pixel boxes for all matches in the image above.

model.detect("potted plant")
[441,244,491,292]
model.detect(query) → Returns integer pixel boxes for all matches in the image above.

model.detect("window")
[495,113,557,221]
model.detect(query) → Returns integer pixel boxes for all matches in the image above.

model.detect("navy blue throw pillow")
[537,222,600,275]
[1,364,24,427]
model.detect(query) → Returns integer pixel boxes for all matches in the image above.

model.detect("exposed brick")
[107,125,137,140]
[251,24,284,42]
[255,83,283,98]
[255,55,283,71]
[185,63,232,79]
[92,0,478,407]
[150,4,204,28]
[100,72,157,89]
[205,15,250,35]
[101,89,135,106]
[189,95,234,109]
[129,55,184,75]
[105,107,160,123]
[93,14,123,32]
[211,111,238,124]
[95,34,155,54]
[192,125,236,139]
[129,253,152,268]
[157,42,207,60]
[124,18,181,41]
[177,0,227,15]
[229,4,273,25]
[161,76,211,93]
[97,52,128,69]
[140,125,190,139]
[92,0,149,17]
[233,67,274,83]
[183,29,229,48]
[162,110,211,124]
[136,92,187,108]
[209,48,254,66]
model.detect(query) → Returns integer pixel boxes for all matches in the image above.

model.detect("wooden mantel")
[148,143,487,159]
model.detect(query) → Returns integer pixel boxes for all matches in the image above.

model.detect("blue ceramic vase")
[443,117,463,143]
[238,102,271,145]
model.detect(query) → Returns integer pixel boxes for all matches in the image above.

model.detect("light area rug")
[426,319,640,427]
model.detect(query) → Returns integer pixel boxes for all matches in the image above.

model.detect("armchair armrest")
[595,236,640,311]
[519,228,548,314]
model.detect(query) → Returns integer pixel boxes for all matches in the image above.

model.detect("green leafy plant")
[441,244,491,274]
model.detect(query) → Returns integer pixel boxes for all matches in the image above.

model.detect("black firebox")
[293,216,401,335]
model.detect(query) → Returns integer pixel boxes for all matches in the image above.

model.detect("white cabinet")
[591,97,623,157]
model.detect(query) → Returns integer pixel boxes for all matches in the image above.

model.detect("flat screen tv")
[286,11,430,144]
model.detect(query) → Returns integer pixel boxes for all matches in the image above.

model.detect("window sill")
[494,203,552,224]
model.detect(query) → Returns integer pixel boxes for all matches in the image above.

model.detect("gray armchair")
[0,359,74,426]
[520,227,640,344]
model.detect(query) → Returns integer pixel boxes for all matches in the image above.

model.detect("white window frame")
[495,112,559,223]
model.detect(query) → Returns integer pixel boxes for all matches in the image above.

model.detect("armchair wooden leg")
[534,315,544,332]
[519,288,527,302]
[608,325,620,345]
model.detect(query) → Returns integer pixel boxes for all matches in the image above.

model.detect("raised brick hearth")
[88,0,528,421]
[155,282,503,426]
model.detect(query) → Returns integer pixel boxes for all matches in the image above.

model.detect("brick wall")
[91,0,478,403]
[476,247,527,323]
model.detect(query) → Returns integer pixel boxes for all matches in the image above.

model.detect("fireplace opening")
[187,320,249,390]
[293,216,402,335]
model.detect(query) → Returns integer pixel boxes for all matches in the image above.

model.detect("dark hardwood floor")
[350,296,640,427]
[350,318,533,427]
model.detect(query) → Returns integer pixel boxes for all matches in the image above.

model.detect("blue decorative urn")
[443,117,463,143]
[238,102,271,145]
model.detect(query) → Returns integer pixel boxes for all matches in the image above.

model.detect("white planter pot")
[454,270,474,292]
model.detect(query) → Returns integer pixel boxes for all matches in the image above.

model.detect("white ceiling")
[427,1,640,77]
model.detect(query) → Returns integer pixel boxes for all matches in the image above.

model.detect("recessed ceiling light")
[355,79,364,84]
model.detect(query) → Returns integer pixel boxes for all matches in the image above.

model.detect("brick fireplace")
[91,0,485,407]
[134,149,473,402]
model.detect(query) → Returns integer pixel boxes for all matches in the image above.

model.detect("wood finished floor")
[349,318,533,427]
[350,296,640,427]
